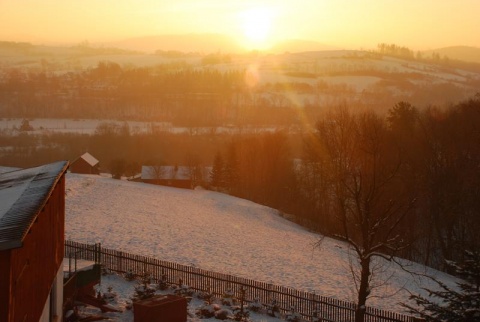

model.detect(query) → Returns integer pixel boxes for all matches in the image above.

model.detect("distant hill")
[111,33,244,54]
[110,34,341,54]
[423,46,480,63]
[269,39,339,53]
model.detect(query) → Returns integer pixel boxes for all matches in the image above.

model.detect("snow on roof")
[79,152,99,167]
[63,258,96,273]
[141,165,192,180]
[0,161,68,250]
[0,166,20,174]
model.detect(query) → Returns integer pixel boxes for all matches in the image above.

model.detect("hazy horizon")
[1,0,479,52]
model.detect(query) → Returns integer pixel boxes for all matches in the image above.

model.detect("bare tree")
[185,153,202,188]
[312,108,415,322]
[147,164,166,184]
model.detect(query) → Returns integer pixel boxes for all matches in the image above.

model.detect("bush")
[215,308,232,320]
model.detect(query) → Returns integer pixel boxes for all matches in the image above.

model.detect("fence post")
[98,243,102,264]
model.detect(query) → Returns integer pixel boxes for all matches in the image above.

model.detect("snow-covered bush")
[124,269,135,281]
[174,284,194,297]
[233,306,250,321]
[285,305,303,322]
[215,308,232,320]
[132,284,156,301]
[198,286,214,304]
[248,297,262,312]
[157,271,168,290]
[222,286,236,306]
[174,278,194,301]
[266,298,280,317]
[131,271,156,301]
[102,286,117,302]
[196,302,220,318]
[101,266,112,276]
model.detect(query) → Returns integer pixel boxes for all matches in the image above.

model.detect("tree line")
[1,95,479,272]
[1,58,477,128]
[1,95,479,321]
[207,96,480,321]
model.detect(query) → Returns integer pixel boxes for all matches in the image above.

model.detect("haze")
[1,0,479,51]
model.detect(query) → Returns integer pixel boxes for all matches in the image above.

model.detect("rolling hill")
[65,173,458,314]
[423,46,480,63]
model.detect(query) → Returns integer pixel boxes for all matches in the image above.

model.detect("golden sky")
[1,0,479,50]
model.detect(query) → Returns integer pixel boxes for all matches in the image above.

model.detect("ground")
[65,173,459,317]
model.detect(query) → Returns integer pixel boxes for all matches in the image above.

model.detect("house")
[0,161,69,322]
[70,152,100,175]
[141,165,212,189]
[141,165,192,189]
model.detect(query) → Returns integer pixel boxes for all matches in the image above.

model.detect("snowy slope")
[65,173,458,314]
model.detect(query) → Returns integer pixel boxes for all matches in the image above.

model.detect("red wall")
[0,251,12,321]
[0,175,65,322]
[70,159,99,174]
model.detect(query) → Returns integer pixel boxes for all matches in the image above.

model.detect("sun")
[239,8,274,50]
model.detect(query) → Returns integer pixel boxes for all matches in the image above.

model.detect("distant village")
[70,151,212,190]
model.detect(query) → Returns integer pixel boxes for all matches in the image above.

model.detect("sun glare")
[239,8,274,50]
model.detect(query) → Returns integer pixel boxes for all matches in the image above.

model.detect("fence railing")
[65,240,416,322]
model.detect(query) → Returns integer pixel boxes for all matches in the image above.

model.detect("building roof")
[0,161,69,251]
[77,152,99,167]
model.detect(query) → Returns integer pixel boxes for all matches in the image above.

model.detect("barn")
[70,152,100,175]
[0,161,68,322]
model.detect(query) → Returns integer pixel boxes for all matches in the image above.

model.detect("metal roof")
[0,161,68,251]
[79,152,99,167]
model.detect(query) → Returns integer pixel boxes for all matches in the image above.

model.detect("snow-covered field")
[65,173,458,316]
[0,118,280,135]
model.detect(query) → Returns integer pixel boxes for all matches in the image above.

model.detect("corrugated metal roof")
[0,161,68,251]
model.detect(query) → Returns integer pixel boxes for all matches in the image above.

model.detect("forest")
[1,47,478,128]
[1,95,479,276]
[1,47,479,277]
[1,46,480,320]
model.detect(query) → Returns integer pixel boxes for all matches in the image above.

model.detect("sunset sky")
[1,0,479,51]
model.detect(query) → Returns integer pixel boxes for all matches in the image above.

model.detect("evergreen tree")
[224,143,240,194]
[403,250,480,321]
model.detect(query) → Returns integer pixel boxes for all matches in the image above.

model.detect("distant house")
[0,161,68,322]
[141,165,211,189]
[70,152,100,174]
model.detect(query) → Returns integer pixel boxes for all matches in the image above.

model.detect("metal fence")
[65,240,416,322]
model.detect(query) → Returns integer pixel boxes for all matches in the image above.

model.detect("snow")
[0,118,282,135]
[63,258,95,273]
[90,273,283,322]
[79,152,99,167]
[65,173,459,316]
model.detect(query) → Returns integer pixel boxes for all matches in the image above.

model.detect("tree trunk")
[355,256,371,322]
